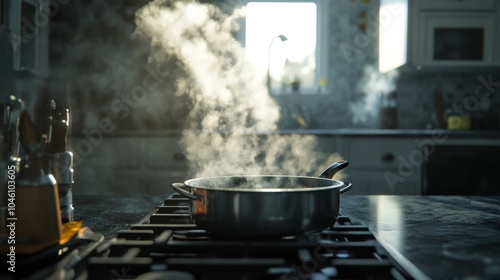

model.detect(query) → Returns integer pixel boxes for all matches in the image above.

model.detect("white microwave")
[412,11,497,67]
[379,0,500,72]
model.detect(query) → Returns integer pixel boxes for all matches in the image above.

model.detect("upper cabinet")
[6,0,49,77]
[379,0,500,72]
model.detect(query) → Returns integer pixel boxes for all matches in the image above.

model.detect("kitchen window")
[241,0,328,94]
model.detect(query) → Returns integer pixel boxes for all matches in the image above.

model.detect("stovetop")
[83,194,425,280]
[3,194,428,279]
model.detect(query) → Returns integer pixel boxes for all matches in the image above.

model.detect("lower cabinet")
[343,169,421,195]
[335,136,423,195]
[71,135,188,195]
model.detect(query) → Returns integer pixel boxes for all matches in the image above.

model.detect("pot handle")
[340,182,352,194]
[172,183,202,200]
[319,160,349,179]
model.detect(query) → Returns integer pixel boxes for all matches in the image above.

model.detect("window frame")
[238,0,329,94]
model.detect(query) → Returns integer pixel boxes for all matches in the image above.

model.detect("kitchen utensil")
[171,160,352,237]
[16,110,62,254]
[380,91,398,129]
[433,89,446,128]
[47,104,75,223]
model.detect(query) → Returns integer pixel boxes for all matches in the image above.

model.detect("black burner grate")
[86,194,424,280]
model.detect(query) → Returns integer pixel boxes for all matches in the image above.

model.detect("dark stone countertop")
[73,195,165,240]
[74,195,500,280]
[340,196,500,280]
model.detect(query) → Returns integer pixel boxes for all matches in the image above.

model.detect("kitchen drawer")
[71,137,140,168]
[73,159,117,195]
[109,171,143,195]
[416,0,496,11]
[346,138,418,169]
[144,137,188,169]
[344,169,421,195]
[144,173,188,195]
[342,170,372,195]
[103,138,141,168]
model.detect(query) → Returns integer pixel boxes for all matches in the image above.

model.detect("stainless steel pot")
[172,160,352,237]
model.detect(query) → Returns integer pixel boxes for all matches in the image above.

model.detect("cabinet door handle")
[381,153,394,162]
[173,152,186,161]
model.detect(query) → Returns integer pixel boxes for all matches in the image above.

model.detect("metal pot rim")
[183,175,345,192]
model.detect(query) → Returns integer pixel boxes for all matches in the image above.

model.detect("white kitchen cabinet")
[335,136,422,195]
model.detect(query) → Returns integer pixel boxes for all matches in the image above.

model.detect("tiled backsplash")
[274,70,500,130]
[396,72,500,129]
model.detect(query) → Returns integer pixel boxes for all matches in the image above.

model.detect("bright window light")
[245,2,317,92]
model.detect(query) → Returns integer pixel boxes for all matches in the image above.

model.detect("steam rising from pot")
[350,65,399,127]
[135,0,342,178]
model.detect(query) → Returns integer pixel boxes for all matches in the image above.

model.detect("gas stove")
[82,194,427,280]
